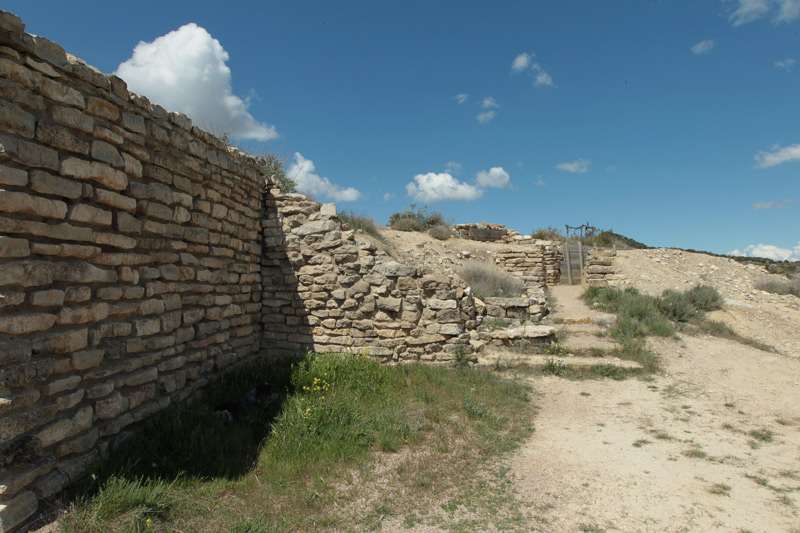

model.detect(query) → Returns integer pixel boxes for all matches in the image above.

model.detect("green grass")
[748,428,775,443]
[708,483,732,496]
[62,353,536,532]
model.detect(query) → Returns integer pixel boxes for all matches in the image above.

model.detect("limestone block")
[0,313,56,334]
[32,328,88,354]
[36,406,93,448]
[86,96,119,120]
[0,236,29,257]
[61,157,128,191]
[377,297,402,313]
[36,121,89,154]
[94,188,136,212]
[375,261,417,277]
[0,99,35,138]
[94,391,128,420]
[0,164,27,186]
[56,302,110,325]
[0,490,38,533]
[0,189,67,219]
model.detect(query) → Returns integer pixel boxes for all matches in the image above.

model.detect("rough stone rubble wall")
[453,222,538,244]
[581,248,629,288]
[0,12,265,530]
[494,242,562,287]
[262,191,476,363]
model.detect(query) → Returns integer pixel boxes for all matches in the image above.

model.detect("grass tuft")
[460,261,526,300]
[755,278,800,297]
[339,210,386,242]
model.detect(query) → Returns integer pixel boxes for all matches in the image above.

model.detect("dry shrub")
[459,262,525,300]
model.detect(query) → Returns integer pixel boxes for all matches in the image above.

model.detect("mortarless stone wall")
[494,243,562,287]
[0,11,265,530]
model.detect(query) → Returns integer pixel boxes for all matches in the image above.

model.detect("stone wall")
[581,248,629,288]
[494,243,562,287]
[453,222,539,244]
[261,191,476,363]
[0,12,265,530]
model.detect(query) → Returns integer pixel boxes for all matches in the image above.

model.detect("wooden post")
[565,242,573,285]
[578,241,584,274]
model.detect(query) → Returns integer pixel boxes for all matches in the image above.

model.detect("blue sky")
[6,1,799,260]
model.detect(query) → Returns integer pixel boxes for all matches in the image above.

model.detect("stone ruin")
[0,11,562,530]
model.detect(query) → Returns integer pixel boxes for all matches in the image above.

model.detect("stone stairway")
[476,284,643,371]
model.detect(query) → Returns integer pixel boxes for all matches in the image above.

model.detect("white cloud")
[730,242,800,261]
[512,53,532,72]
[691,40,715,54]
[606,164,617,172]
[727,0,800,26]
[476,167,510,189]
[406,172,483,203]
[533,176,546,186]
[446,161,462,174]
[456,93,469,104]
[511,51,554,87]
[285,153,361,202]
[116,23,277,141]
[755,143,800,167]
[383,192,395,202]
[752,199,795,209]
[482,96,499,109]
[556,158,591,174]
[533,68,553,87]
[477,110,496,123]
[775,58,796,71]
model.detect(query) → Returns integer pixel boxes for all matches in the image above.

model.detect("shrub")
[428,224,452,240]
[459,261,525,300]
[684,285,723,312]
[755,278,800,297]
[262,154,296,194]
[531,226,563,241]
[339,210,384,241]
[388,204,448,233]
[656,289,698,322]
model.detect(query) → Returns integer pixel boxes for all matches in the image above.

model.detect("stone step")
[475,353,642,370]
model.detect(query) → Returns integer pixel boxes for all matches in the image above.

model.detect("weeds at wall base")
[60,352,535,532]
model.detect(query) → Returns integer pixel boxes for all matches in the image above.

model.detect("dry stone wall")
[453,222,539,244]
[494,243,562,287]
[0,12,265,530]
[262,190,476,363]
[581,248,629,288]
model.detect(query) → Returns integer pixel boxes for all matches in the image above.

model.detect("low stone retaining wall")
[581,248,629,288]
[494,243,562,287]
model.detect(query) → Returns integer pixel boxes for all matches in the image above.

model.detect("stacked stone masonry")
[0,11,558,531]
[261,192,476,363]
[581,248,629,288]
[453,222,534,243]
[494,243,562,287]
[0,12,266,531]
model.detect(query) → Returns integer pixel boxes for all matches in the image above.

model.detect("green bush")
[428,224,452,240]
[388,204,447,233]
[531,226,563,241]
[459,261,526,300]
[684,285,723,312]
[656,290,698,322]
[262,154,296,193]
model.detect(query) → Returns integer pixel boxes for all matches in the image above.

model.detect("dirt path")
[509,287,800,532]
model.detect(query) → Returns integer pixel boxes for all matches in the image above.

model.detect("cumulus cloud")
[691,40,715,54]
[512,52,554,87]
[406,172,483,202]
[477,110,496,123]
[456,93,469,104]
[482,96,499,109]
[285,153,361,202]
[405,166,512,202]
[116,23,277,141]
[383,192,395,202]
[755,143,800,167]
[752,199,795,209]
[476,167,511,189]
[512,53,532,72]
[727,0,800,26]
[775,58,796,71]
[533,176,546,186]
[730,242,800,261]
[556,158,591,174]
